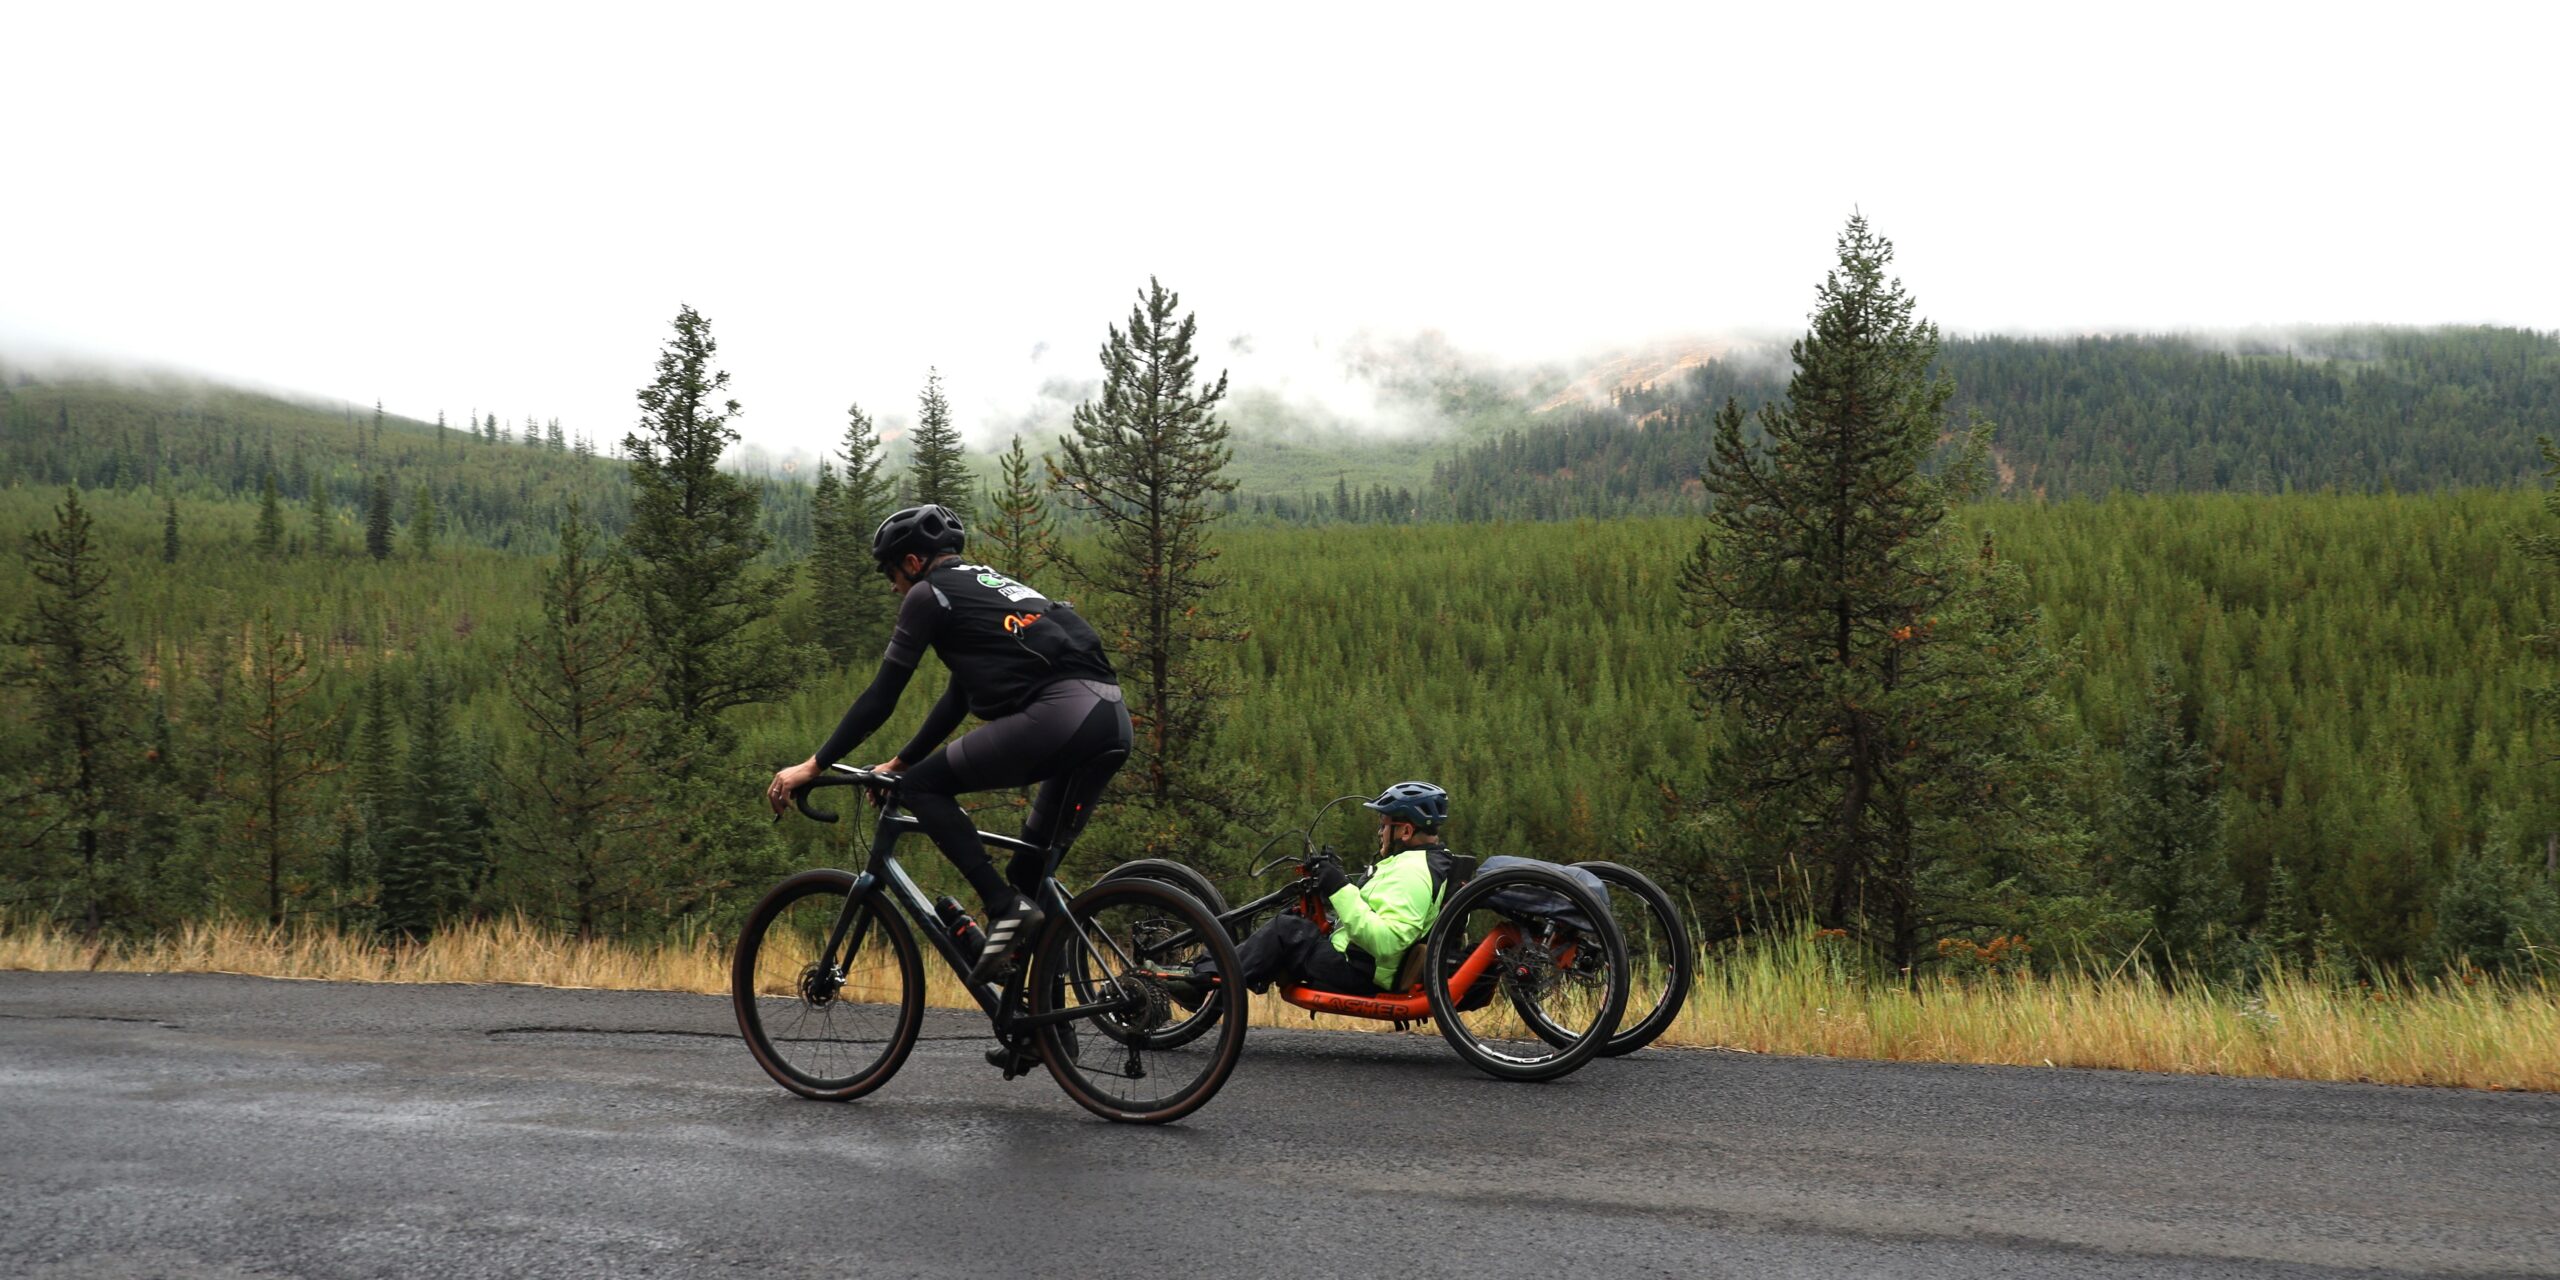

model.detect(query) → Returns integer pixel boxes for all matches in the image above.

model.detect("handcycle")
[732,760,1249,1124]
[1098,796,1639,1082]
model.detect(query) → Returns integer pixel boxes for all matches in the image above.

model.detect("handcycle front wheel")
[1094,857,1237,1051]
[1424,864,1628,1083]
[1573,860,1693,1056]
[1032,876,1250,1124]
[731,868,925,1101]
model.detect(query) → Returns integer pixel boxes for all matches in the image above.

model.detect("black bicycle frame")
[813,800,1141,1035]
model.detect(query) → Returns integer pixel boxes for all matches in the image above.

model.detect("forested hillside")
[4,476,2555,972]
[23,325,2557,542]
[1426,327,2560,521]
[0,374,820,558]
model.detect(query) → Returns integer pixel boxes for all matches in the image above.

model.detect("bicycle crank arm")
[1008,994,1143,1031]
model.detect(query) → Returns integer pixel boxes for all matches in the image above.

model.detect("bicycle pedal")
[983,1043,1038,1080]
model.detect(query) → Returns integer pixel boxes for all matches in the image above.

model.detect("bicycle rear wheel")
[1426,865,1627,1082]
[1095,857,1233,1050]
[732,869,924,1101]
[1031,877,1248,1123]
[1575,861,1693,1056]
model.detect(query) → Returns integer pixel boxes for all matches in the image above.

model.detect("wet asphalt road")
[3,972,2555,1279]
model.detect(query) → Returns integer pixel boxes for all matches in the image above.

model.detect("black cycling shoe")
[966,896,1045,986]
[984,1024,1077,1077]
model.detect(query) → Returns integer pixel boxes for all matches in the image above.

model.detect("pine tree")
[254,471,285,556]
[4,489,140,935]
[235,611,341,926]
[161,491,180,564]
[304,473,335,547]
[808,459,860,664]
[378,662,476,938]
[906,367,972,519]
[834,401,898,651]
[1679,215,2093,970]
[2425,812,2560,974]
[983,433,1054,578]
[2257,860,2313,968]
[409,484,440,557]
[619,304,808,748]
[1047,278,1263,853]
[2108,660,2236,973]
[545,418,566,452]
[352,664,401,852]
[495,501,673,937]
[364,474,395,560]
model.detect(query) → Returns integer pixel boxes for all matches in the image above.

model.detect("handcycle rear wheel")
[1424,864,1628,1082]
[731,868,925,1101]
[1574,861,1693,1056]
[1032,876,1249,1124]
[1094,857,1235,1051]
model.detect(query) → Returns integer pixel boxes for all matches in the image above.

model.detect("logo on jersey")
[1002,611,1045,634]
[975,570,1043,604]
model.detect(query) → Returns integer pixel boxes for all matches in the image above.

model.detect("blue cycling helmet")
[1363,781,1449,832]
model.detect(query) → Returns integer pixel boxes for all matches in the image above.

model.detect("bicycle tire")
[1574,861,1694,1056]
[1032,877,1249,1124]
[1424,864,1627,1083]
[731,868,924,1101]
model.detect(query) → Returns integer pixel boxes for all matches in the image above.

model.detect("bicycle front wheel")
[1031,877,1248,1124]
[732,869,924,1101]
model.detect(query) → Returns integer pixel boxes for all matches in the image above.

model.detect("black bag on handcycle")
[1406,853,1610,1013]
[1471,855,1610,934]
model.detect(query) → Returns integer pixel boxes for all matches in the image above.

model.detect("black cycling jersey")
[885,561,1114,717]
[812,558,1115,770]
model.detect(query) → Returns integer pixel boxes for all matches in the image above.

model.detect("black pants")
[1196,914,1379,995]
[896,679,1132,905]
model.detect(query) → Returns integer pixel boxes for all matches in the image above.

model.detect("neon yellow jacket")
[1325,845,1448,990]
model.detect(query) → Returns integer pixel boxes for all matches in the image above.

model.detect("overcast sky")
[6,1,2553,458]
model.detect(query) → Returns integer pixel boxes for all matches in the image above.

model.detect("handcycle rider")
[764,503,1131,987]
[1164,781,1460,1006]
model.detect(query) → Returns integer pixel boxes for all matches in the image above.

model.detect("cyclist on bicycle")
[764,503,1130,984]
[1174,781,1458,1002]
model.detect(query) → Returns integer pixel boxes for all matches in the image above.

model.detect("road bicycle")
[733,761,1248,1124]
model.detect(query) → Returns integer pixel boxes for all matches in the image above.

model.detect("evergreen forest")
[4,306,2559,982]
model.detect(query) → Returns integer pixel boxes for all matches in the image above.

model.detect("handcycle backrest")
[1387,850,1477,994]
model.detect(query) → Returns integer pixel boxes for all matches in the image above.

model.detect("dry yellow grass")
[1665,934,2560,1092]
[0,915,742,994]
[7,918,2553,1092]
